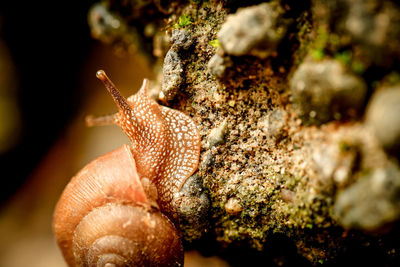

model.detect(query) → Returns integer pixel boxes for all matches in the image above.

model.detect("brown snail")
[53,70,201,266]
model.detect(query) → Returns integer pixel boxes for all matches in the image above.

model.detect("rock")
[208,53,225,77]
[161,50,184,102]
[225,197,243,215]
[290,59,367,125]
[207,52,233,78]
[160,30,194,102]
[312,141,358,190]
[206,119,228,148]
[170,29,193,50]
[173,174,210,241]
[280,189,296,203]
[267,109,288,141]
[334,163,400,231]
[217,2,291,58]
[365,86,400,154]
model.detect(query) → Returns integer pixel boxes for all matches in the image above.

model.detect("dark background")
[0,1,96,204]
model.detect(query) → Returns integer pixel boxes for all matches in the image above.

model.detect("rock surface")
[366,86,400,154]
[218,2,291,58]
[83,0,400,265]
[290,59,367,125]
[334,163,400,231]
[161,50,184,102]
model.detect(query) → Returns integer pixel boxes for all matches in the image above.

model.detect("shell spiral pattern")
[53,71,201,267]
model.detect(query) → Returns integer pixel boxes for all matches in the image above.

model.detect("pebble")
[173,174,210,241]
[160,30,194,102]
[208,53,233,78]
[225,197,243,215]
[217,2,291,58]
[161,50,184,102]
[365,86,400,154]
[206,119,228,148]
[170,29,193,50]
[290,59,366,125]
[334,163,400,231]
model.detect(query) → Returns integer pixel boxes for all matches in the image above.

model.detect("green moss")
[209,38,221,48]
[175,14,192,28]
[311,49,324,60]
[351,60,365,74]
[335,50,352,65]
[334,50,366,74]
[310,27,329,60]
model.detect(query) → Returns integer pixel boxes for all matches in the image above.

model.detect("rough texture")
[218,2,291,58]
[94,72,201,222]
[161,50,185,102]
[161,30,194,102]
[173,174,210,242]
[87,0,400,265]
[206,119,228,148]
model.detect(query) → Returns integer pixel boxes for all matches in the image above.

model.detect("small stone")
[161,50,184,102]
[208,53,233,78]
[173,174,210,241]
[170,29,193,50]
[225,197,243,215]
[267,109,288,140]
[334,163,400,231]
[200,150,215,170]
[290,59,367,125]
[312,141,358,189]
[206,119,228,148]
[217,2,291,58]
[280,189,295,203]
[365,86,400,154]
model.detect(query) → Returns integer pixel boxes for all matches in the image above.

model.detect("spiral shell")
[53,145,183,266]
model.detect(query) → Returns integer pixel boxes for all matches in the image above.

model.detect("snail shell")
[53,145,183,266]
[54,71,202,266]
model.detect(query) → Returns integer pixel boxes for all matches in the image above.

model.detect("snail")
[53,70,201,266]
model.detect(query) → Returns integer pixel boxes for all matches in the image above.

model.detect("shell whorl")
[54,71,201,266]
[73,204,183,267]
[53,145,183,266]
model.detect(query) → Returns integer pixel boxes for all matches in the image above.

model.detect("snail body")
[53,71,200,266]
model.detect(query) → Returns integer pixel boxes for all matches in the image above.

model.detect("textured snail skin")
[93,71,200,221]
[53,71,201,266]
[53,145,183,266]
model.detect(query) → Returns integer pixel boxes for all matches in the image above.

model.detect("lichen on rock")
[87,0,400,265]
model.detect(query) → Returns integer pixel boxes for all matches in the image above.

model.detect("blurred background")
[0,1,161,266]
